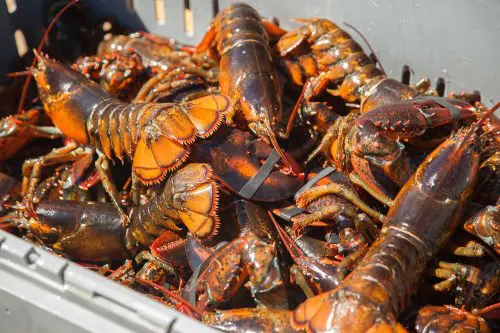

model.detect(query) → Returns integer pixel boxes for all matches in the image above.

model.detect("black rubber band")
[417,96,462,121]
[294,166,337,201]
[274,206,305,220]
[238,150,281,199]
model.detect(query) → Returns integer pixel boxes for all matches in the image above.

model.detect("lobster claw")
[350,155,395,206]
[150,230,189,269]
[276,28,308,57]
[191,127,304,202]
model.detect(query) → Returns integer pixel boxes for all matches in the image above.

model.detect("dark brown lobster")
[415,306,491,333]
[73,52,147,101]
[23,53,229,225]
[290,106,496,332]
[196,3,297,173]
[98,32,217,74]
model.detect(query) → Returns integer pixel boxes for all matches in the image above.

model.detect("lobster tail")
[164,163,220,239]
[131,94,229,184]
[128,163,220,247]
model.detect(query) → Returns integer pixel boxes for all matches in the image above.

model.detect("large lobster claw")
[190,127,304,202]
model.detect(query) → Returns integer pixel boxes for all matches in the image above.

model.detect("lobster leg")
[337,245,369,270]
[130,173,143,205]
[25,125,62,139]
[135,250,177,282]
[295,182,385,222]
[443,240,485,258]
[134,67,213,103]
[133,71,167,102]
[284,74,331,137]
[349,156,395,206]
[290,265,316,298]
[95,152,129,226]
[21,142,88,196]
[270,212,345,294]
[291,205,344,232]
[304,126,338,166]
[350,120,413,187]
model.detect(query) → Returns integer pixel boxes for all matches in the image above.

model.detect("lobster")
[12,163,215,262]
[26,52,229,222]
[196,3,298,173]
[276,18,423,127]
[73,52,147,101]
[185,231,286,312]
[178,199,292,311]
[307,97,477,205]
[290,105,497,332]
[463,203,499,255]
[12,125,304,262]
[415,306,491,333]
[0,108,61,162]
[94,32,219,103]
[98,32,218,76]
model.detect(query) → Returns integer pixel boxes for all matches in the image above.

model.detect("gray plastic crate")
[0,230,216,333]
[1,1,499,332]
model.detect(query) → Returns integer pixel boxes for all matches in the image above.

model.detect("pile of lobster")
[0,2,498,332]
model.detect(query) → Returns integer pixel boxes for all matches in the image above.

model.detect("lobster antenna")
[449,102,500,164]
[459,102,499,151]
[266,126,298,175]
[343,21,386,75]
[285,83,307,138]
[17,0,79,114]
[476,301,500,319]
[268,211,302,259]
[135,278,203,318]
[6,70,32,78]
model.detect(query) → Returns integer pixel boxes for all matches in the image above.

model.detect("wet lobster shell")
[190,127,303,202]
